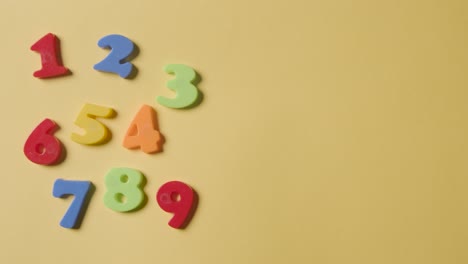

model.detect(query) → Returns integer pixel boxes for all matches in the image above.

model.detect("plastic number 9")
[156,181,196,229]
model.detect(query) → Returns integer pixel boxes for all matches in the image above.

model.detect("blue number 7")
[53,179,94,229]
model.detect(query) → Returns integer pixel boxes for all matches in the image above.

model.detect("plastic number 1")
[53,179,93,229]
[71,103,115,145]
[30,33,69,78]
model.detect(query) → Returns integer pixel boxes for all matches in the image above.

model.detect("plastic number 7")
[71,103,115,145]
[53,179,93,229]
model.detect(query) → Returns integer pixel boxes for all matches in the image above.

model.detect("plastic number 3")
[71,103,115,145]
[157,64,200,109]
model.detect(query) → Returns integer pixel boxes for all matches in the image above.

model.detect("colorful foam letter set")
[25,33,201,230]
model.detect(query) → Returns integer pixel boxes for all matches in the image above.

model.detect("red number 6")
[24,118,63,165]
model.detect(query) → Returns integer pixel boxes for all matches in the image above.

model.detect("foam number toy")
[157,64,200,109]
[123,105,163,153]
[71,103,115,145]
[104,168,146,212]
[31,33,69,78]
[53,179,93,229]
[94,34,136,78]
[24,118,63,165]
[156,181,196,229]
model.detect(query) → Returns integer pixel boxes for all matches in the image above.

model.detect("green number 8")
[104,168,145,212]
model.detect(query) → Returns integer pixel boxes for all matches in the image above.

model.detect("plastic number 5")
[71,103,115,145]
[157,64,200,109]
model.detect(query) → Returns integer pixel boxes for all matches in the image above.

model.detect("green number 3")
[103,168,145,212]
[157,64,200,109]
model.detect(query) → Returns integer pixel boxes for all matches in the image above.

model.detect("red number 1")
[31,33,69,78]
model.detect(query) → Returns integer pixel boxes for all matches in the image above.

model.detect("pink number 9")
[156,181,196,229]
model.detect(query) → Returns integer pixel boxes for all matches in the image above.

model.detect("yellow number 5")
[71,103,115,145]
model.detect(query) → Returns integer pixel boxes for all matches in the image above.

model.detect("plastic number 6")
[24,118,63,165]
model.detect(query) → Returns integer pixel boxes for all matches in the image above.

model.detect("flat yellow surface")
[0,0,467,263]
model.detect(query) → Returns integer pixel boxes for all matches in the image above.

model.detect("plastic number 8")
[103,168,146,212]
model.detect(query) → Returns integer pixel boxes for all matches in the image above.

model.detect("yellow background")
[0,0,467,263]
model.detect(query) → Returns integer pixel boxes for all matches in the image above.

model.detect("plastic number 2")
[157,64,200,109]
[71,103,115,145]
[104,168,146,212]
[93,34,136,78]
[123,105,163,153]
[24,118,63,165]
[30,33,69,78]
[53,179,93,229]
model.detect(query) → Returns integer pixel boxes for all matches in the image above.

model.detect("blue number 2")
[52,179,93,229]
[93,34,136,78]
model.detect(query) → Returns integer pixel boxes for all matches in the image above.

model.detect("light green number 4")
[157,64,200,109]
[103,168,146,212]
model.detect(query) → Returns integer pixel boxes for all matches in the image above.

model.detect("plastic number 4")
[71,103,115,145]
[123,105,163,153]
[53,179,93,229]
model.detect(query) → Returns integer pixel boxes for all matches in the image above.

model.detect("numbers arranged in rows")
[27,32,203,231]
[53,168,196,229]
[31,33,201,109]
[24,104,164,165]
